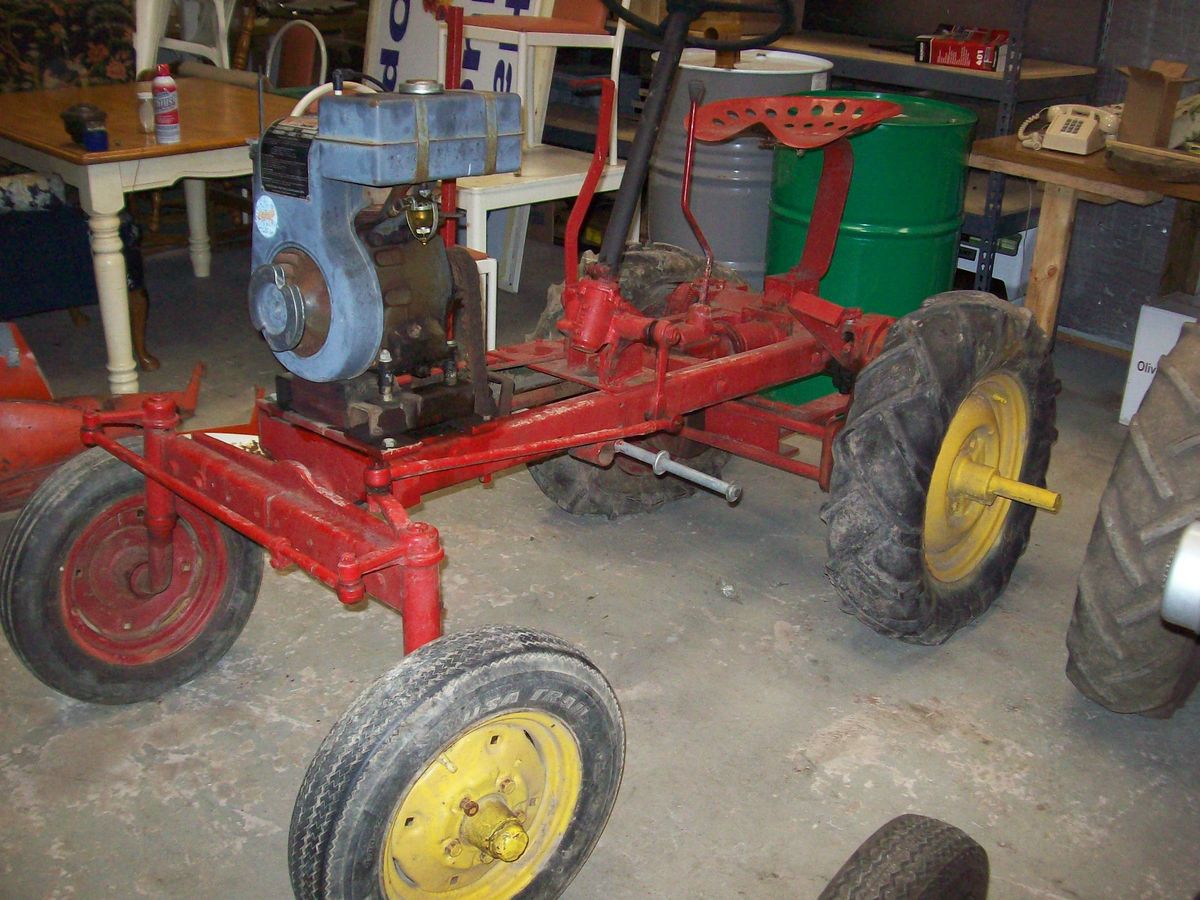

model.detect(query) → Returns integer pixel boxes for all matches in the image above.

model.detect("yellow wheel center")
[380,710,582,898]
[923,371,1058,584]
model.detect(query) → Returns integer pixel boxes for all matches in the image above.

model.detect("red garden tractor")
[0,0,1061,895]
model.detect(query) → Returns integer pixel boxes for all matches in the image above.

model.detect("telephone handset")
[1018,105,1122,155]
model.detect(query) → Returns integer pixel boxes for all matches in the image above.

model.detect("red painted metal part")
[61,494,228,665]
[0,323,52,401]
[0,341,203,512]
[74,94,901,660]
[690,95,902,149]
[83,402,444,653]
[679,90,716,299]
[438,4,464,249]
[785,138,853,293]
[564,77,614,285]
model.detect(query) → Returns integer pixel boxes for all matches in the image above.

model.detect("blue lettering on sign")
[389,0,409,40]
[493,60,513,92]
[378,47,399,91]
[504,0,532,15]
[462,78,475,89]
[499,42,518,52]
[463,38,482,73]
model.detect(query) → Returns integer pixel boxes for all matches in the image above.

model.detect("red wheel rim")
[60,496,229,666]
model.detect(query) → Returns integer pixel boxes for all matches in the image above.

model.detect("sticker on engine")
[260,118,316,199]
[255,194,279,238]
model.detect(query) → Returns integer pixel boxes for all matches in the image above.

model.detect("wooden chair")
[265,19,328,89]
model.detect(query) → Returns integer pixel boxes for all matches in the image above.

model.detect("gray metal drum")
[647,49,832,289]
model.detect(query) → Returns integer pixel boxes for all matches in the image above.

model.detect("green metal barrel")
[764,91,976,403]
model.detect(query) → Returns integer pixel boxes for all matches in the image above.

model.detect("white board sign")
[364,0,537,91]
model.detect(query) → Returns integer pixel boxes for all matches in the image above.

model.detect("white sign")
[364,0,536,91]
[1119,300,1199,425]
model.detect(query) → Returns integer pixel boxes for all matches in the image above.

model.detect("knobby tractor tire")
[824,292,1058,644]
[289,625,624,900]
[1065,323,1200,717]
[818,814,989,900]
[0,440,263,704]
[528,242,735,518]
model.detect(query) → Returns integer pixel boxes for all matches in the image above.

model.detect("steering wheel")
[600,0,794,51]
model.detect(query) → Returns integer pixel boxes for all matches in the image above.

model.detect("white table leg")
[184,178,212,277]
[77,168,139,395]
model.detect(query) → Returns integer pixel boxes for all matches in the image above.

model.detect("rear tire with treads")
[528,243,733,518]
[823,292,1057,644]
[1065,323,1200,717]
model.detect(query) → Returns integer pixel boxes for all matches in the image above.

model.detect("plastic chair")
[265,20,328,90]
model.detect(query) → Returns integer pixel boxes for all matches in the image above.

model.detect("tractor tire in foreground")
[289,625,624,899]
[1,440,263,704]
[528,243,732,518]
[818,814,989,900]
[824,292,1058,644]
[1065,322,1200,717]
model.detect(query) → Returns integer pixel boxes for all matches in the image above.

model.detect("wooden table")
[969,134,1200,336]
[0,79,293,393]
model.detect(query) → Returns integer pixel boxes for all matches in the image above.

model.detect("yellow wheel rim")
[923,372,1030,584]
[380,710,582,899]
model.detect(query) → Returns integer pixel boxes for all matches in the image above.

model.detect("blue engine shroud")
[248,89,521,383]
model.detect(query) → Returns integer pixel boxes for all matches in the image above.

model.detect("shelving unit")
[772,31,1096,102]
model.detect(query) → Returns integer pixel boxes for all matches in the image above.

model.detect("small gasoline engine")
[247,80,520,444]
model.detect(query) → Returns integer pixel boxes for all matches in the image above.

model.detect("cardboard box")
[915,24,1009,72]
[1117,60,1197,148]
[1119,293,1200,424]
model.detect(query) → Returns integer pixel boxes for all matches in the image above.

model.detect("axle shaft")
[614,440,742,503]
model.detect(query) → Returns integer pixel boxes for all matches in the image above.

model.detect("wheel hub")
[923,372,1059,584]
[380,710,581,898]
[61,497,225,665]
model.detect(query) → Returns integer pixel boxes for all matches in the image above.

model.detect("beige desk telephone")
[1018,105,1122,154]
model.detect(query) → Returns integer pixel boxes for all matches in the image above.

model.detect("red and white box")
[915,25,1010,72]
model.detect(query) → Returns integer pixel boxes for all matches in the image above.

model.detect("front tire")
[823,292,1058,644]
[0,441,263,704]
[1065,323,1200,717]
[288,626,625,899]
[818,814,989,900]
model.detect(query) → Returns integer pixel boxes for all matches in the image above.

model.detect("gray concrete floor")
[2,240,1198,899]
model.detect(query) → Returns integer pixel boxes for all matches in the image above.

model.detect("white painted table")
[0,79,294,393]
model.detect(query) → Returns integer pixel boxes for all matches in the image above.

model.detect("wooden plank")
[970,136,1173,205]
[1025,183,1078,335]
[1160,200,1200,296]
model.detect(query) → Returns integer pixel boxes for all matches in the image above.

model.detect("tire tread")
[1066,323,1200,717]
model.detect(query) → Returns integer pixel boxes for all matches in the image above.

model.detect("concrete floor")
[2,240,1198,899]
